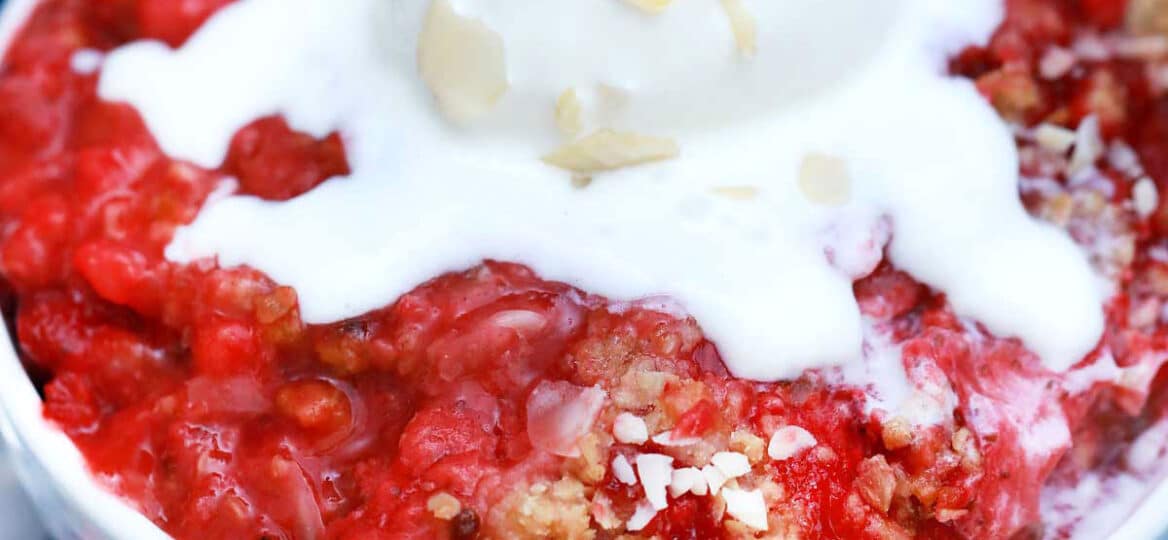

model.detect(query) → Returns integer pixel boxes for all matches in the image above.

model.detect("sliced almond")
[418,0,509,124]
[613,454,638,485]
[710,451,751,479]
[720,0,758,56]
[768,425,818,460]
[621,0,673,14]
[711,186,759,200]
[543,129,679,174]
[613,412,650,445]
[636,453,674,510]
[721,488,769,531]
[626,500,658,531]
[556,89,583,137]
[798,153,851,206]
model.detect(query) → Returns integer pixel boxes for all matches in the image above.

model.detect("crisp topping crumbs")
[768,426,818,461]
[1134,177,1160,218]
[417,0,509,124]
[1034,123,1077,154]
[651,430,701,447]
[626,500,658,532]
[636,453,675,510]
[542,129,680,174]
[669,467,707,497]
[613,412,649,444]
[613,454,638,485]
[701,464,729,495]
[555,89,583,137]
[710,451,751,478]
[798,153,852,206]
[721,488,769,531]
[426,492,462,520]
[621,0,673,14]
[711,186,759,200]
[720,0,758,56]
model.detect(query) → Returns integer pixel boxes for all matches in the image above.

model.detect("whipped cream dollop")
[98,0,1105,379]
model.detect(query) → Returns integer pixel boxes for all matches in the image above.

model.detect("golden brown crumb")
[730,430,767,464]
[881,417,913,451]
[488,479,595,540]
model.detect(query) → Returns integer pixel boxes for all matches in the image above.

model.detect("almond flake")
[613,454,638,485]
[627,500,658,531]
[1034,123,1076,154]
[613,413,649,444]
[621,0,673,14]
[701,464,729,495]
[543,129,679,174]
[768,426,818,461]
[1038,47,1077,80]
[710,451,751,479]
[799,152,851,206]
[555,89,583,137]
[1134,177,1160,218]
[721,488,769,531]
[1069,115,1103,176]
[651,430,701,447]
[711,186,759,200]
[720,0,758,56]
[418,0,509,124]
[636,453,674,510]
[669,467,706,498]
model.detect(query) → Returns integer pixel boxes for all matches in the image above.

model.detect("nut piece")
[621,0,673,14]
[798,153,852,206]
[721,488,769,531]
[721,0,758,56]
[418,0,509,124]
[613,412,650,444]
[427,492,462,520]
[555,89,583,137]
[543,129,680,174]
[1129,0,1168,37]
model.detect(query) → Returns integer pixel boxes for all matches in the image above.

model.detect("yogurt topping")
[98,0,1104,379]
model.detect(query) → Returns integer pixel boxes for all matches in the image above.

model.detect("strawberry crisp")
[3,0,1168,539]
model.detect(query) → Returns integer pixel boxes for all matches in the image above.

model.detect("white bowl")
[0,1,1165,539]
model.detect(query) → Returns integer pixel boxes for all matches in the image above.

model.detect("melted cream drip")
[98,0,1105,379]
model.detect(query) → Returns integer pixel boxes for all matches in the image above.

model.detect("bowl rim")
[0,1,1165,539]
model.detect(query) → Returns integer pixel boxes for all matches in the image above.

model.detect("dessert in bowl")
[2,0,1168,538]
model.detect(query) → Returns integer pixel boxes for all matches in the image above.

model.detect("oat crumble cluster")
[1,1,1168,539]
